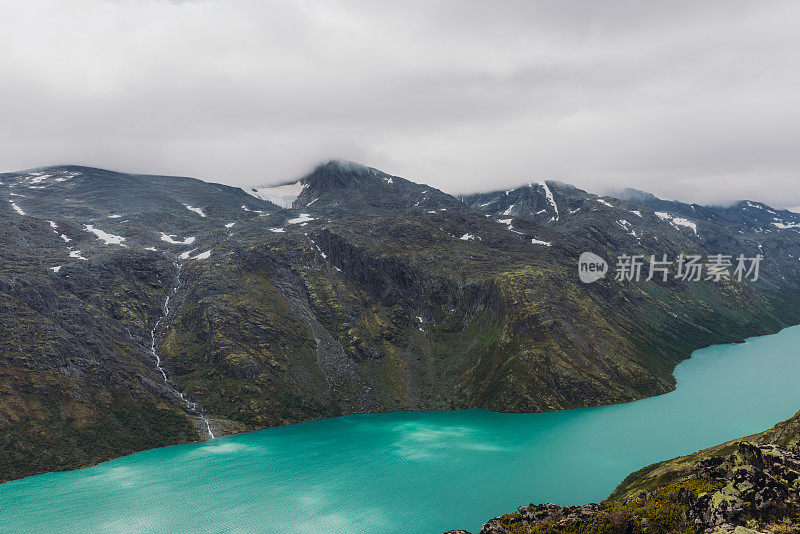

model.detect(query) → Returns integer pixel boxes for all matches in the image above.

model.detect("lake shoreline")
[2,321,798,489]
[3,324,800,533]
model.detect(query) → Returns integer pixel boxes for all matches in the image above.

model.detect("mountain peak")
[245,161,461,214]
[608,187,660,205]
[312,159,372,176]
[302,159,386,189]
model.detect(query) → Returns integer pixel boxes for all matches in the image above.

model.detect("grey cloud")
[1,0,799,208]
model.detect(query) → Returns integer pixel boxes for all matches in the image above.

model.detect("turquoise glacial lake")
[2,326,800,533]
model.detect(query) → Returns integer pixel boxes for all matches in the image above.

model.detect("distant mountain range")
[3,160,800,481]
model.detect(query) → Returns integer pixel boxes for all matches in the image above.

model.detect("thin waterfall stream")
[149,261,214,439]
[3,325,800,533]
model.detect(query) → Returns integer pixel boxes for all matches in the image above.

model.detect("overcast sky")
[2,1,799,207]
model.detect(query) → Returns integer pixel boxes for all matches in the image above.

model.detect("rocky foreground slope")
[453,411,800,534]
[3,161,800,481]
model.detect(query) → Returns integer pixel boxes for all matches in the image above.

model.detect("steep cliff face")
[3,162,800,482]
[0,227,199,481]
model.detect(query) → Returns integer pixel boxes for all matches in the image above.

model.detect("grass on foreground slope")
[466,410,800,534]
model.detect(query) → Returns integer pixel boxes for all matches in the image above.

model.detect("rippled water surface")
[3,326,800,533]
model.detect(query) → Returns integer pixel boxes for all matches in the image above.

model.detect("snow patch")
[183,204,206,217]
[69,250,87,260]
[671,217,697,234]
[85,225,126,245]
[225,222,236,228]
[538,181,559,219]
[50,266,61,273]
[772,221,800,229]
[287,213,315,224]
[596,198,613,207]
[193,250,212,260]
[27,174,51,184]
[160,233,196,245]
[617,219,639,238]
[460,233,476,241]
[531,238,552,246]
[270,227,285,233]
[654,212,697,234]
[246,181,307,208]
[9,201,25,215]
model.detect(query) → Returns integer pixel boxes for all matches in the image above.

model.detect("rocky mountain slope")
[3,161,800,481]
[458,410,800,534]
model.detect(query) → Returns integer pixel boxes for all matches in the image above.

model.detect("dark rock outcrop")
[459,411,800,534]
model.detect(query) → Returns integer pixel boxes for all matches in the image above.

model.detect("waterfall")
[149,262,215,439]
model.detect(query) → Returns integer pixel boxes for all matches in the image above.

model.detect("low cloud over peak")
[2,0,799,208]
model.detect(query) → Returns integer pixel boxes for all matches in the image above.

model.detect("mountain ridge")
[15,160,800,221]
[3,161,800,482]
[242,160,800,217]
